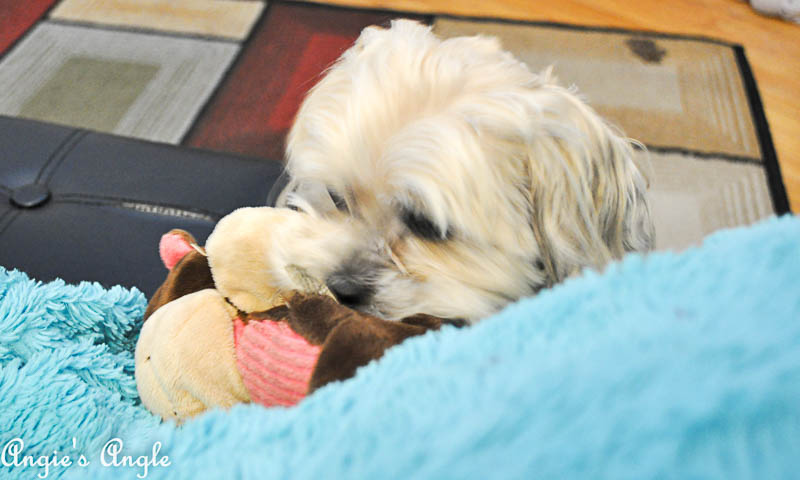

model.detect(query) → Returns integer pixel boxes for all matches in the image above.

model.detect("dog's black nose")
[326,273,374,308]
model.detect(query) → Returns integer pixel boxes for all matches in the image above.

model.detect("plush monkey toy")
[135,207,462,423]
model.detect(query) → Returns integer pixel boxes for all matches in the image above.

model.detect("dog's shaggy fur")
[275,19,654,322]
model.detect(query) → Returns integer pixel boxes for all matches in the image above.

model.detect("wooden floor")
[300,0,800,213]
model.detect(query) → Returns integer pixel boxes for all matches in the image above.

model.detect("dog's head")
[277,20,654,322]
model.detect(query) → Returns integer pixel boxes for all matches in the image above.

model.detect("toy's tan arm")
[205,207,359,312]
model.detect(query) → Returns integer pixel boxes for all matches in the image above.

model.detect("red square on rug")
[183,1,430,161]
[0,0,56,55]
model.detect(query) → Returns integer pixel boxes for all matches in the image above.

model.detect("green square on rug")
[20,56,159,132]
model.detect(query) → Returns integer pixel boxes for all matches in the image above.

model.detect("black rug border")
[732,46,791,214]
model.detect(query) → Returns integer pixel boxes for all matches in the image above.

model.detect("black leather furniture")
[0,115,283,297]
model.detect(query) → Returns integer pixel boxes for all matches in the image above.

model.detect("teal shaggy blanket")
[2,216,799,479]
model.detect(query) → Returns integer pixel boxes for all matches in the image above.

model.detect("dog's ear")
[523,88,654,287]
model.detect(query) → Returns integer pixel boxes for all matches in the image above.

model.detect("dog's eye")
[401,207,450,241]
[327,188,348,212]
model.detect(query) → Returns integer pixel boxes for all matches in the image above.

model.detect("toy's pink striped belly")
[233,317,322,407]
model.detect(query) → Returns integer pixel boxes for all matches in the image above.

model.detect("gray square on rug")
[0,22,239,143]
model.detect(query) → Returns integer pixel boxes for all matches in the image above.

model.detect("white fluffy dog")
[274,19,654,323]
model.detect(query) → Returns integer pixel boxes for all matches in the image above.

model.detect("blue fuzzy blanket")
[2,216,799,479]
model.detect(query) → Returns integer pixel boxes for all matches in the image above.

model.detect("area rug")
[0,0,790,250]
[1,216,799,479]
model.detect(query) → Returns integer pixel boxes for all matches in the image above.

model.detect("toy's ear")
[159,229,201,270]
[145,232,214,321]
